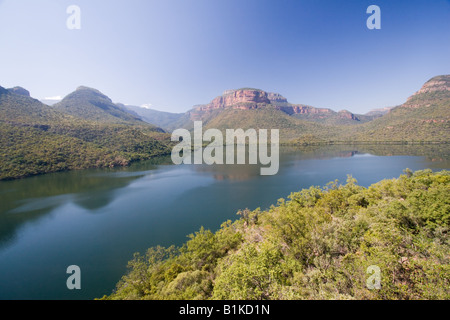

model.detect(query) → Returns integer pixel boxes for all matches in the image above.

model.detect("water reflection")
[0,144,448,266]
[0,167,150,247]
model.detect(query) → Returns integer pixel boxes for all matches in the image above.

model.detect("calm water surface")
[0,145,448,300]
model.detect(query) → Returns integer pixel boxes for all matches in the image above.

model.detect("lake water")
[0,144,448,300]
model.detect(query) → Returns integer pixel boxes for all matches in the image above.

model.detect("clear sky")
[0,0,449,113]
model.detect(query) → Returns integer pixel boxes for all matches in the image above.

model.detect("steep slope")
[0,86,171,180]
[350,75,450,142]
[201,106,336,142]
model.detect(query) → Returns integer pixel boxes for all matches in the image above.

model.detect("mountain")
[158,75,448,143]
[0,86,171,180]
[154,88,383,142]
[171,88,337,142]
[53,86,146,124]
[129,88,370,132]
[350,75,450,142]
[188,88,380,126]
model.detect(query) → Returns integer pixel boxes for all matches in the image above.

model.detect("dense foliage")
[0,88,172,180]
[102,169,450,300]
[202,107,337,143]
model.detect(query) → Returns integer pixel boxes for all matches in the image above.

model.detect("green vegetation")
[291,110,380,126]
[201,106,338,143]
[102,169,450,300]
[1,74,448,180]
[159,75,450,144]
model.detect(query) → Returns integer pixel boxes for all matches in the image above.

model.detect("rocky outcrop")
[190,89,271,120]
[193,88,334,116]
[267,92,288,105]
[410,76,450,97]
[210,89,270,110]
[338,110,359,121]
[403,75,450,109]
[188,88,364,125]
[405,75,450,106]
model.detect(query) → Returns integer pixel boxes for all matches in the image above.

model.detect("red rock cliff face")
[190,89,271,121]
[208,89,270,110]
[190,88,349,120]
[194,88,333,113]
[404,75,450,108]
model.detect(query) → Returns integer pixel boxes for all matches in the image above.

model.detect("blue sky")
[0,0,449,113]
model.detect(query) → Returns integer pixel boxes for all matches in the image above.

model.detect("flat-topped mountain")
[172,88,380,132]
[191,88,332,116]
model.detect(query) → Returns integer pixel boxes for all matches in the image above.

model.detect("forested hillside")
[0,86,171,180]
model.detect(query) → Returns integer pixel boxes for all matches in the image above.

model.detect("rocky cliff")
[200,88,271,111]
[191,88,344,119]
[410,75,450,97]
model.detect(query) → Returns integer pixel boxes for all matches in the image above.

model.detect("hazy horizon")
[1,0,449,114]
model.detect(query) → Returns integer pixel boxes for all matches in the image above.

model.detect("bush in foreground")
[102,169,450,300]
